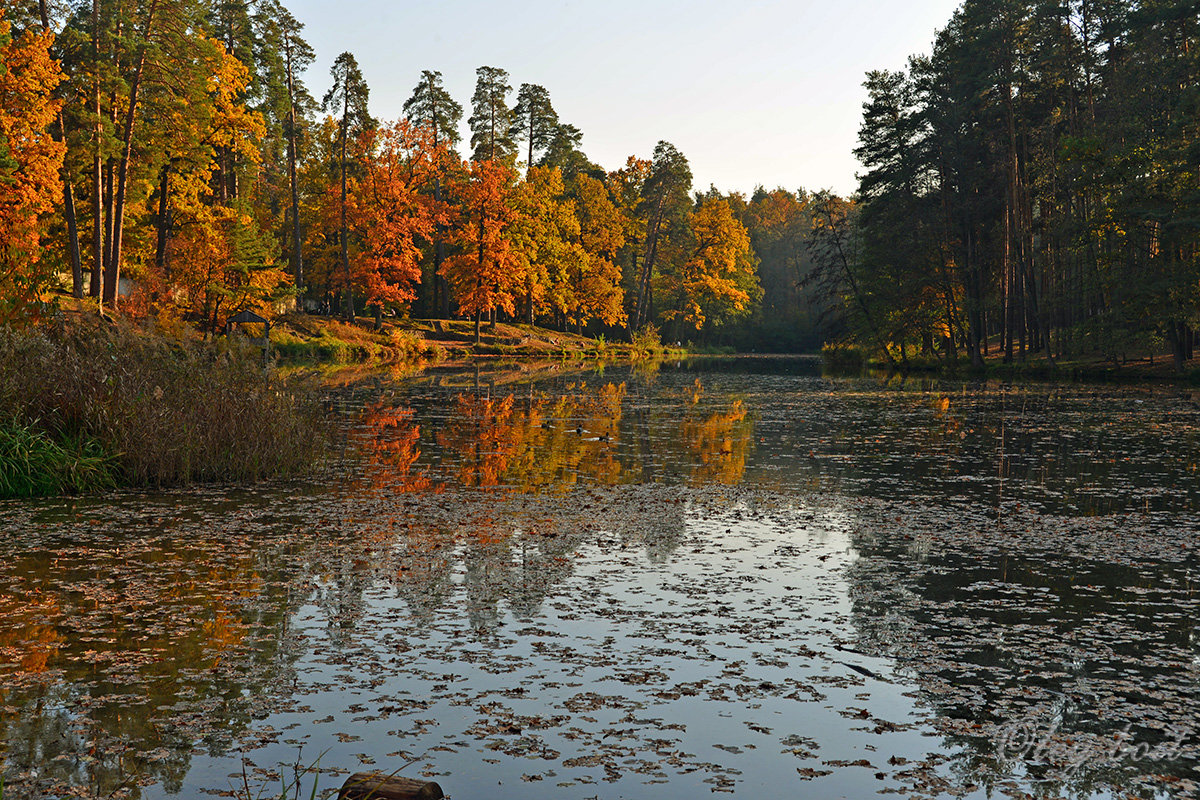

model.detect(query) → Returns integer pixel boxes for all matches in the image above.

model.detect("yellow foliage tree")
[508,166,584,325]
[569,173,627,328]
[656,197,761,334]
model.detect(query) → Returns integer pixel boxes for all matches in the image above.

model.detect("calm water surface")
[2,358,1199,799]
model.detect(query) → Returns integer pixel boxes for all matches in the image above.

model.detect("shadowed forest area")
[843,0,1200,371]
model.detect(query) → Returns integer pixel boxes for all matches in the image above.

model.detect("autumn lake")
[3,358,1199,799]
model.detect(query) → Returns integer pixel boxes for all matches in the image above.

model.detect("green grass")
[0,419,117,498]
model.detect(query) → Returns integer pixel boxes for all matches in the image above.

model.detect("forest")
[0,0,833,352]
[2,0,1197,364]
[845,0,1200,370]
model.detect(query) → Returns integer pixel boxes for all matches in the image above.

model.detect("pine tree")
[509,83,558,175]
[253,0,315,290]
[322,51,372,320]
[404,69,462,317]
[468,65,515,165]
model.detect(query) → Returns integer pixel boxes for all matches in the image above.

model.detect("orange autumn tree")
[305,119,445,320]
[353,120,440,318]
[303,117,361,307]
[166,203,289,333]
[442,159,520,343]
[0,13,65,324]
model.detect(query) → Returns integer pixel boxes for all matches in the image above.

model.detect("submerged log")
[338,771,444,800]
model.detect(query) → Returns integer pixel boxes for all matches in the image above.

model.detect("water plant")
[234,749,327,800]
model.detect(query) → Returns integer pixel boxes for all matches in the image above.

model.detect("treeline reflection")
[352,377,753,493]
[0,521,306,799]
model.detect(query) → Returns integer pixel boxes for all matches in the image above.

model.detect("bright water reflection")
[345,357,1200,514]
[1,358,1198,799]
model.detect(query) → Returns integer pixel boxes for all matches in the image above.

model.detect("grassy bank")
[269,314,680,364]
[0,319,326,498]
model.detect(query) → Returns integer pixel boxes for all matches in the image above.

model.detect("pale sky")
[285,0,962,196]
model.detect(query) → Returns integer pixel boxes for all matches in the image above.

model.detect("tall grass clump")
[0,419,116,497]
[0,318,327,494]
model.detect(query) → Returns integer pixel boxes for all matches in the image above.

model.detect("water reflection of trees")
[680,379,752,486]
[378,494,686,634]
[352,376,756,495]
[843,508,1200,799]
[334,374,751,635]
[0,529,306,800]
[432,383,632,490]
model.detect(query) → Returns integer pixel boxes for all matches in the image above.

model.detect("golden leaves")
[0,14,65,322]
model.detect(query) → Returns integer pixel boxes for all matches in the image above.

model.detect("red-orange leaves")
[441,160,520,332]
[356,121,438,308]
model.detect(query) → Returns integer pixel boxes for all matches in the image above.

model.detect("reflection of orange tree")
[355,402,440,493]
[0,595,63,677]
[681,379,753,485]
[434,384,631,491]
[435,393,523,487]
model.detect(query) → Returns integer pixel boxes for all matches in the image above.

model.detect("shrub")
[821,343,867,372]
[0,319,327,491]
[630,323,663,355]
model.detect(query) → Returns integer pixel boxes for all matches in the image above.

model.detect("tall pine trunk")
[89,0,103,300]
[104,0,160,309]
[339,115,352,321]
[285,38,303,291]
